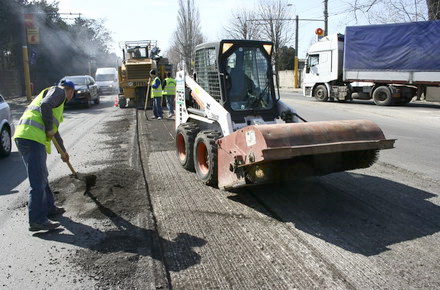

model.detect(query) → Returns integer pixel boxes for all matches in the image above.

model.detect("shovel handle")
[144,77,151,112]
[52,137,78,178]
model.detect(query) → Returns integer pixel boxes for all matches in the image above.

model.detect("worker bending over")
[13,81,75,232]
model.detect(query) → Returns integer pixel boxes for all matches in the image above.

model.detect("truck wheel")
[373,86,393,106]
[314,85,329,102]
[119,96,126,108]
[0,125,11,157]
[194,131,222,186]
[176,123,200,171]
[94,95,100,105]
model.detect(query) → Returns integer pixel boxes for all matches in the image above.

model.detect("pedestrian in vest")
[13,81,75,232]
[162,72,176,118]
[150,69,163,120]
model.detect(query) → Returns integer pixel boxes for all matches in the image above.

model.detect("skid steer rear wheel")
[194,131,222,186]
[176,123,199,171]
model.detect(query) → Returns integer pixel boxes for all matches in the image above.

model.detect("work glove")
[46,129,56,138]
[61,152,69,163]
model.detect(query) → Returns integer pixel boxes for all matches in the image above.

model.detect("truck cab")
[303,34,346,101]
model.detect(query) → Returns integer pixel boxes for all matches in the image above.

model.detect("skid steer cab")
[175,39,395,190]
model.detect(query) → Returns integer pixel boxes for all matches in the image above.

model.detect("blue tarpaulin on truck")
[344,21,440,71]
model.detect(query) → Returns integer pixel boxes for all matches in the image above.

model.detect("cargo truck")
[303,21,440,105]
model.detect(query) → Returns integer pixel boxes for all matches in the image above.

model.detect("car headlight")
[109,85,113,87]
[77,90,84,94]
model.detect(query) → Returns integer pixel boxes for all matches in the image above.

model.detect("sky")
[56,0,364,58]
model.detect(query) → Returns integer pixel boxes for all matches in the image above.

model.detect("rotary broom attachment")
[217,120,395,190]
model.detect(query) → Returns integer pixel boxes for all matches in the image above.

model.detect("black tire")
[94,95,100,105]
[119,96,126,109]
[193,130,222,186]
[84,95,91,108]
[176,123,200,171]
[373,86,393,106]
[0,125,11,157]
[314,85,329,102]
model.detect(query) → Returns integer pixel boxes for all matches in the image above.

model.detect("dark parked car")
[0,94,13,157]
[59,75,100,107]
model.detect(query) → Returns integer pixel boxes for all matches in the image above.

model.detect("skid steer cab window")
[225,47,274,111]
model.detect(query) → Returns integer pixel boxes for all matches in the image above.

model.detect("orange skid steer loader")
[174,40,395,190]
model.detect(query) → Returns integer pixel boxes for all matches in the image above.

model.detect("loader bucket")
[216,120,395,190]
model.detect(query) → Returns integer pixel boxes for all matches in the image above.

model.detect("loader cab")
[194,40,278,123]
[127,46,148,59]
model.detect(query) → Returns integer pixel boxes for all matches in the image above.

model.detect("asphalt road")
[1,91,439,289]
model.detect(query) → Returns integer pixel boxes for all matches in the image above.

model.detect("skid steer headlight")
[128,82,134,87]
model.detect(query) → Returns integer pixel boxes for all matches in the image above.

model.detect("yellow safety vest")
[150,77,162,98]
[162,78,176,96]
[13,87,65,154]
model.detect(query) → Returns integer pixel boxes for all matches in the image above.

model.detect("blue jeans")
[153,97,163,118]
[166,95,174,115]
[15,138,56,224]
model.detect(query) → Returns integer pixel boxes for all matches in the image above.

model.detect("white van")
[95,67,118,94]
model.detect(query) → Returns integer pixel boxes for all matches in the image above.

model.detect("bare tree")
[257,0,293,81]
[165,42,184,72]
[427,0,440,19]
[346,0,439,23]
[223,7,261,40]
[169,0,204,73]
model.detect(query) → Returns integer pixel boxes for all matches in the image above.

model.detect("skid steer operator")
[13,81,75,232]
[224,48,273,111]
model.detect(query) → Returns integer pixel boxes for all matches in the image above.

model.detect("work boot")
[157,117,162,120]
[48,206,65,217]
[29,220,60,232]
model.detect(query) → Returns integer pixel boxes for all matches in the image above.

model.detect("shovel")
[52,137,97,190]
[144,77,151,120]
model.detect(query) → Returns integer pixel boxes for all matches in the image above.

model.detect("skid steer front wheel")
[194,131,222,186]
[176,123,199,171]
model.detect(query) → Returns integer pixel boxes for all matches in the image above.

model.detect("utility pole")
[22,8,32,101]
[324,0,328,36]
[294,15,299,88]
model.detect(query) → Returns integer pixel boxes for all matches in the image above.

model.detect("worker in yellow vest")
[13,80,75,232]
[149,69,163,120]
[162,72,176,118]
